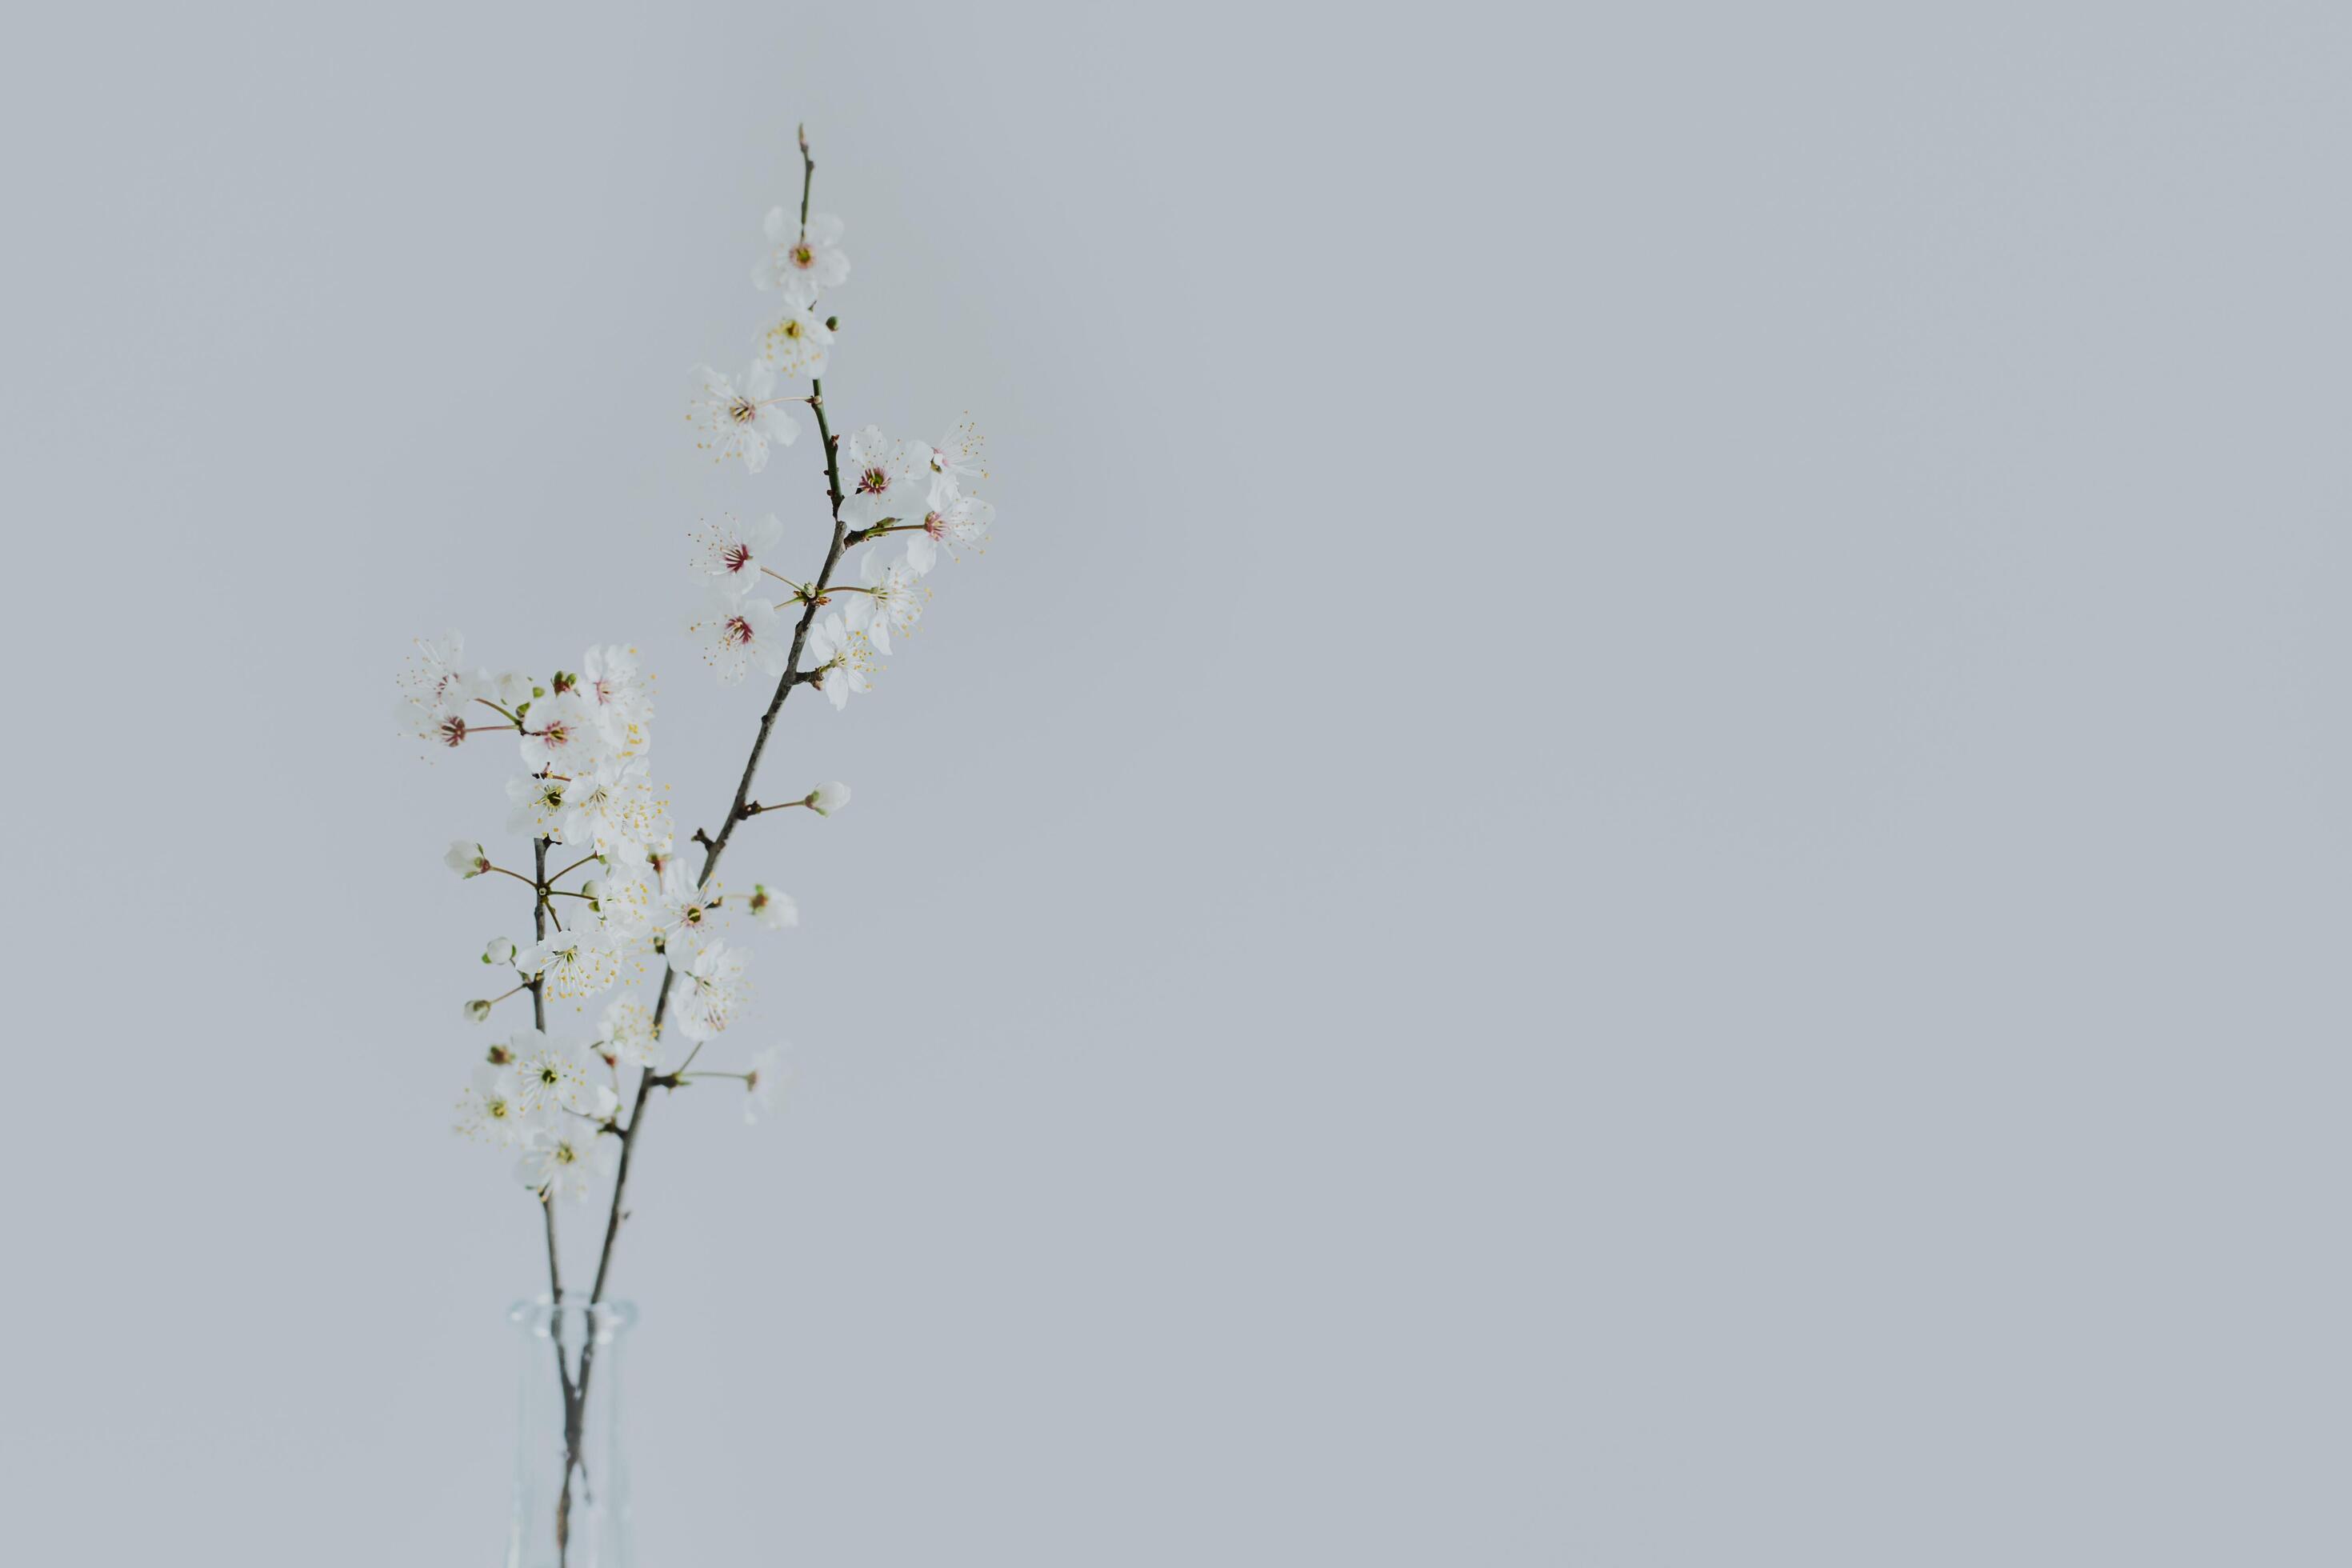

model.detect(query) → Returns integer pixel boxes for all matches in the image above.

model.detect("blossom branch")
[842,520,906,547]
[529,835,587,1562]
[559,132,849,1502]
[797,122,812,238]
[590,377,846,1304]
[402,119,997,1562]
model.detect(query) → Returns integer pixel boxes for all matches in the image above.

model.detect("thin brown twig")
[588,126,840,1309]
[562,126,846,1483]
[532,837,584,1566]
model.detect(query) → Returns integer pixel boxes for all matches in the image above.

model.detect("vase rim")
[507,1293,638,1331]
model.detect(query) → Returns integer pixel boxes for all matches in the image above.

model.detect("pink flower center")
[858,466,889,495]
[722,542,752,575]
[724,615,755,647]
[730,398,759,424]
[436,715,469,747]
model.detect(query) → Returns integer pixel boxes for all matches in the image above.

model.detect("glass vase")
[509,1294,636,1568]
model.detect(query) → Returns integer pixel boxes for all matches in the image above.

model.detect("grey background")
[2,2,2346,1563]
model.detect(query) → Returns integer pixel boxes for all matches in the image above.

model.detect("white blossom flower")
[838,426,922,528]
[517,927,625,1002]
[844,548,927,655]
[555,755,652,853]
[757,302,834,380]
[506,1030,621,1121]
[686,362,798,471]
[599,994,661,1070]
[395,684,480,749]
[642,841,686,887]
[800,613,874,710]
[626,781,678,858]
[580,866,657,946]
[910,418,988,506]
[689,514,784,600]
[394,644,534,748]
[752,208,848,304]
[552,759,620,847]
[746,884,798,931]
[686,588,790,685]
[806,781,850,816]
[518,692,607,775]
[667,939,748,1042]
[742,1045,790,1126]
[651,862,724,953]
[397,630,472,712]
[516,1118,618,1202]
[902,494,996,575]
[553,769,673,878]
[506,774,569,838]
[446,839,490,878]
[455,1065,539,1146]
[579,644,653,755]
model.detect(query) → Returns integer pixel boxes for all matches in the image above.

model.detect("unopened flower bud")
[580,878,606,904]
[446,839,490,878]
[483,937,514,965]
[805,781,850,816]
[464,998,494,1023]
[824,315,838,331]
[486,1042,513,1066]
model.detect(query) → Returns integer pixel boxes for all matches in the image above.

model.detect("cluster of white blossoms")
[401,130,990,1229]
[400,627,822,1194]
[684,194,995,709]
